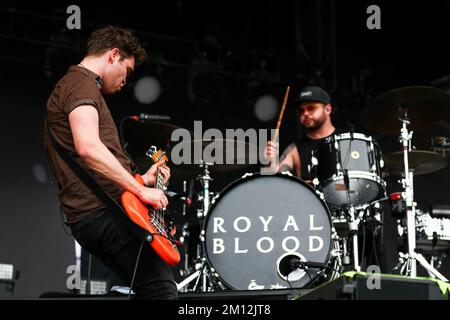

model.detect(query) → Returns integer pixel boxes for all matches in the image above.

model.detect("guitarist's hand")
[138,187,168,210]
[142,160,171,186]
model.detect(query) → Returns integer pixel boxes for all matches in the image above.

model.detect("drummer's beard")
[302,115,327,132]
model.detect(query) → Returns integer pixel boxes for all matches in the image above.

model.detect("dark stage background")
[1,1,450,298]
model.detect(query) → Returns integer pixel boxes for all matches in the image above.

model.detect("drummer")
[265,86,342,180]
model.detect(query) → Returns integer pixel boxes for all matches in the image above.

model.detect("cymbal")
[383,150,448,176]
[361,86,450,134]
[125,121,191,150]
[169,138,257,172]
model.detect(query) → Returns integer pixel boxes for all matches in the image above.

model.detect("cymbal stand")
[177,181,190,279]
[395,111,448,281]
[177,161,222,292]
[197,161,213,219]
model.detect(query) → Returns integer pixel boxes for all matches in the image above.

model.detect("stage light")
[0,264,14,281]
[254,95,279,122]
[32,163,48,184]
[133,76,161,104]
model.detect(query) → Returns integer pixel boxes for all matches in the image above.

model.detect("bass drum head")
[203,173,333,290]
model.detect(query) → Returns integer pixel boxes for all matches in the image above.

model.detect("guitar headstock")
[146,146,169,164]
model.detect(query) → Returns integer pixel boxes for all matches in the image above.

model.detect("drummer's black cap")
[292,86,331,106]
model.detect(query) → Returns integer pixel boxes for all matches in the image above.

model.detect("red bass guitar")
[121,147,180,266]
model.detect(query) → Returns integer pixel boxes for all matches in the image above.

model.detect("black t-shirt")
[44,65,139,224]
[294,129,345,180]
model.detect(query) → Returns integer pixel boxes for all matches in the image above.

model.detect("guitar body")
[122,174,180,266]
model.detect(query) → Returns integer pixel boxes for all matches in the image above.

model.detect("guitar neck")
[155,169,165,190]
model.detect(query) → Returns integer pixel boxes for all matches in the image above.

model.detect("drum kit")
[361,86,450,281]
[126,86,450,292]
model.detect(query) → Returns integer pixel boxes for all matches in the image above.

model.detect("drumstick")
[273,86,290,144]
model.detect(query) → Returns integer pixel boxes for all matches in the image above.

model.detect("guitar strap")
[46,118,150,243]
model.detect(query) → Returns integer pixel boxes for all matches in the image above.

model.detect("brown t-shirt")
[44,65,138,224]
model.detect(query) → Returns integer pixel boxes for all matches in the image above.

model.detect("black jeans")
[70,209,178,300]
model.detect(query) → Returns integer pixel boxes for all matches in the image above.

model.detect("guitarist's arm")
[69,105,168,209]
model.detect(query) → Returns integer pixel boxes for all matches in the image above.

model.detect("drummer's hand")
[142,160,171,186]
[264,140,279,161]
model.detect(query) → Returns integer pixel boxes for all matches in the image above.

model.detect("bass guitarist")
[44,26,177,299]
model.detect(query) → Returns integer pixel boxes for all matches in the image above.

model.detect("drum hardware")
[341,236,350,266]
[393,204,450,257]
[383,150,448,176]
[178,224,191,278]
[362,86,450,281]
[428,137,450,148]
[277,250,342,288]
[428,137,450,157]
[416,209,450,253]
[276,252,308,283]
[196,161,213,219]
[309,130,387,272]
[164,181,199,280]
[429,253,448,274]
[201,173,341,291]
[330,201,384,271]
[393,112,447,279]
[173,137,260,292]
[176,258,225,292]
[347,206,362,272]
[310,132,387,209]
[360,86,450,135]
[332,206,365,272]
[176,161,220,292]
[165,138,257,179]
[393,252,448,281]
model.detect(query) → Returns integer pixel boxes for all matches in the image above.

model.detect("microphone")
[277,252,307,282]
[298,261,328,269]
[132,113,171,122]
[343,169,350,191]
[347,121,355,140]
[288,258,327,270]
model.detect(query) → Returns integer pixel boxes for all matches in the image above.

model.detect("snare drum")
[202,173,339,290]
[311,132,386,208]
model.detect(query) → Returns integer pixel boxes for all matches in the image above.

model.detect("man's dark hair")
[86,25,146,64]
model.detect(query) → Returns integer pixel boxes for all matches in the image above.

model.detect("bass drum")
[203,173,339,291]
